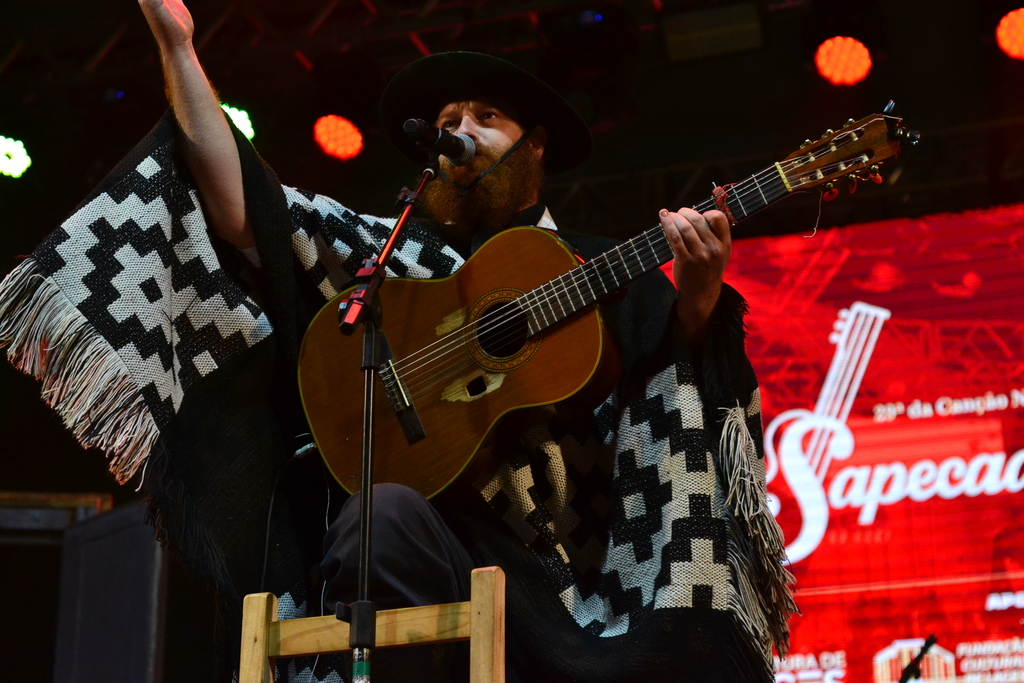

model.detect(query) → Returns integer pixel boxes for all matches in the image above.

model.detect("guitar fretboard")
[518,162,792,336]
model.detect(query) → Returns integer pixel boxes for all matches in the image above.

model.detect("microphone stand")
[898,634,937,683]
[335,163,437,683]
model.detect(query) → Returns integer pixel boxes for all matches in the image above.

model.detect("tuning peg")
[821,129,835,139]
[801,139,813,148]
[823,182,838,201]
[895,127,921,145]
[870,173,883,184]
[847,118,856,126]
[847,174,858,194]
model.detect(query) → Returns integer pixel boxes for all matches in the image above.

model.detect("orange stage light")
[814,36,872,86]
[314,115,364,160]
[997,8,1024,60]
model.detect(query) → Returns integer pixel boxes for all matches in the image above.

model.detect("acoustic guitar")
[298,108,918,498]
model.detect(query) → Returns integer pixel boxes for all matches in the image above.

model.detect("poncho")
[0,112,796,682]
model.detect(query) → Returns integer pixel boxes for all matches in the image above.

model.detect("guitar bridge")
[378,358,426,445]
[380,359,412,412]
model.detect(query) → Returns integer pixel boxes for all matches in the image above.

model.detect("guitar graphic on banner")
[764,302,891,563]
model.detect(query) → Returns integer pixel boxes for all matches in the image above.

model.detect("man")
[0,0,793,680]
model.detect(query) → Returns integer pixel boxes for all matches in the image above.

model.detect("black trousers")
[321,483,475,611]
[320,484,475,682]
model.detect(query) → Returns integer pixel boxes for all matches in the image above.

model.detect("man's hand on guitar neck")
[659,207,732,347]
[139,0,254,250]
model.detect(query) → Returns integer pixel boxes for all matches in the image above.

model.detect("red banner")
[695,204,1024,682]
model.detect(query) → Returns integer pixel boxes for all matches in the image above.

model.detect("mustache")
[417,136,545,242]
[440,143,502,176]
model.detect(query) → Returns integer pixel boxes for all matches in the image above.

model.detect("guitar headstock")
[781,102,919,200]
[828,302,893,346]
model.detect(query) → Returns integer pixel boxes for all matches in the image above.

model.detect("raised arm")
[138,0,254,249]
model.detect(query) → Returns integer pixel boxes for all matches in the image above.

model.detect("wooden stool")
[239,566,505,683]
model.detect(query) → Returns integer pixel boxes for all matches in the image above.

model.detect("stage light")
[220,104,254,140]
[802,0,884,86]
[814,36,872,85]
[0,136,31,178]
[314,115,363,161]
[997,8,1024,59]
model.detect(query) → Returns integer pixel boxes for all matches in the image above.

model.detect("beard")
[417,140,545,251]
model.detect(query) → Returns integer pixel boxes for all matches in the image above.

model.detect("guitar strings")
[393,154,797,381]
[398,226,673,391]
[397,148,817,382]
[401,213,725,399]
[395,152,852,401]
[399,236,676,400]
[400,214,755,401]
[395,151,851,398]
[395,240,667,401]
[400,235,678,400]
[393,242,641,386]
[390,145,868,396]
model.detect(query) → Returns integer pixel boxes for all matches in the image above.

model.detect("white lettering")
[936,396,954,416]
[872,402,905,423]
[957,638,1024,657]
[828,467,871,509]
[824,451,1024,529]
[776,669,845,683]
[907,399,934,419]
[961,654,1024,672]
[987,592,1006,611]
[1003,449,1024,493]
[883,390,1016,421]
[1012,389,1024,409]
[859,462,908,524]
[907,460,938,501]
[985,591,1024,611]
[936,457,968,499]
[966,453,1006,496]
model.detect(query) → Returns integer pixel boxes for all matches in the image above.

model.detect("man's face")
[418,99,547,249]
[434,100,524,162]
[433,99,535,179]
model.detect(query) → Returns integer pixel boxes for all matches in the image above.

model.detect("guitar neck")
[520,162,791,336]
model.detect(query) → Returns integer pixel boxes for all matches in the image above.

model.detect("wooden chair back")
[239,566,505,683]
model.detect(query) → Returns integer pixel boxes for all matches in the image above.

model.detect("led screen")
[725,204,1024,683]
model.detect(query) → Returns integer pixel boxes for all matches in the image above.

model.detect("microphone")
[403,119,476,167]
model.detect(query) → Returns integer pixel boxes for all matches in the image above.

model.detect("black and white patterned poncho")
[0,113,795,682]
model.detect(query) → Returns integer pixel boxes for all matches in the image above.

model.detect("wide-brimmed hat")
[380,52,591,175]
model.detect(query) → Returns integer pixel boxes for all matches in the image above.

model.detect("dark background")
[1,0,1023,679]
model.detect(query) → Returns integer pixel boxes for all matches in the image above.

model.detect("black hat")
[380,52,591,175]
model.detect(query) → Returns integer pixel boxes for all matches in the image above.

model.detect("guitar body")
[299,227,612,498]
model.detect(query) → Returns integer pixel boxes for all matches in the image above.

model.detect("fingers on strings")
[660,208,726,259]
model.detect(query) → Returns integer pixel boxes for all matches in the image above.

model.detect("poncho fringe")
[720,405,798,667]
[0,257,158,484]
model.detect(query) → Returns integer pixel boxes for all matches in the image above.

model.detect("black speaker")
[53,501,166,683]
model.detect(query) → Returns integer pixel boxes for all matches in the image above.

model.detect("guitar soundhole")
[476,302,528,358]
